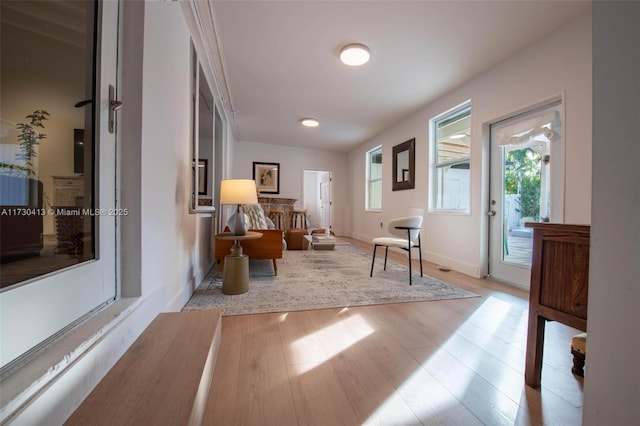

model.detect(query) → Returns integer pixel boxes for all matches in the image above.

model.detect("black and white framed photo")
[253,161,279,194]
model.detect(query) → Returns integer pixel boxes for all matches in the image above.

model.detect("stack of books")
[312,234,336,250]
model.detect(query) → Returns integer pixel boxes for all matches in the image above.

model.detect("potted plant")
[0,110,48,261]
[0,110,49,205]
[1,110,49,176]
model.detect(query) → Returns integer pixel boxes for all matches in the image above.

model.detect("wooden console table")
[524,223,590,387]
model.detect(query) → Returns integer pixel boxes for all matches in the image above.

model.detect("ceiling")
[209,1,589,152]
[1,1,87,49]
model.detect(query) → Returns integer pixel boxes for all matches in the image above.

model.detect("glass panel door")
[0,0,118,370]
[489,101,562,288]
[0,0,100,286]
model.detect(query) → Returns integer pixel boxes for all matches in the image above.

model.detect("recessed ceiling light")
[340,43,370,66]
[301,118,319,127]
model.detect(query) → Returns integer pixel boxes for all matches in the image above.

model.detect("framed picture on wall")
[253,161,280,194]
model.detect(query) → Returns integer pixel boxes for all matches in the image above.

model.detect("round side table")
[215,231,262,295]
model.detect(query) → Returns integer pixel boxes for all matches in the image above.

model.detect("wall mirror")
[191,42,215,212]
[392,138,415,191]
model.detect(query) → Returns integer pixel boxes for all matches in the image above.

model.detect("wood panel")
[203,237,584,425]
[215,229,283,261]
[66,310,221,426]
[539,237,589,319]
[525,223,590,388]
[203,313,298,425]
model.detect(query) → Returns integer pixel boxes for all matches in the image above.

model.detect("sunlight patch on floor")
[365,297,517,424]
[361,392,423,425]
[290,313,374,374]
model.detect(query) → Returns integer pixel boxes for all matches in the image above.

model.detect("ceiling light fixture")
[301,118,319,127]
[340,43,370,66]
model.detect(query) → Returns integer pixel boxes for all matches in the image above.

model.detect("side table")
[524,223,589,387]
[215,231,262,295]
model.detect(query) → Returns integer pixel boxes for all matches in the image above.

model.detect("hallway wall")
[347,12,592,277]
[230,140,348,235]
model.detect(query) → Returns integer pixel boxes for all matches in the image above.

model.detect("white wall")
[139,2,214,310]
[347,11,592,277]
[584,2,640,424]
[231,140,348,235]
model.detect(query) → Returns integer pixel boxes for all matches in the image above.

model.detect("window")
[190,41,216,213]
[366,146,382,211]
[430,103,471,212]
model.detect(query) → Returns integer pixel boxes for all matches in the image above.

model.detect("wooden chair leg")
[571,349,585,377]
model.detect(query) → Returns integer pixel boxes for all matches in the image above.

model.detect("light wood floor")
[204,238,583,425]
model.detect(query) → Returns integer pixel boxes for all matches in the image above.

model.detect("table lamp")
[220,179,258,235]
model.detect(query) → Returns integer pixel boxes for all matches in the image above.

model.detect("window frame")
[189,41,216,214]
[365,145,383,212]
[429,102,472,213]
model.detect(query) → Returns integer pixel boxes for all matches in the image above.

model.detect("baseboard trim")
[347,235,482,278]
[424,251,482,278]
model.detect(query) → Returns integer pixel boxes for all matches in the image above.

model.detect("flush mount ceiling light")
[339,43,370,66]
[301,118,319,127]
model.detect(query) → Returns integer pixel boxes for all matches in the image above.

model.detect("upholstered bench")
[571,332,587,377]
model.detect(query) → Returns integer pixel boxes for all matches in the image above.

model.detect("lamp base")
[228,211,249,236]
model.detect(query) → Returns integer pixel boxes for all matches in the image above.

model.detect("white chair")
[370,216,423,285]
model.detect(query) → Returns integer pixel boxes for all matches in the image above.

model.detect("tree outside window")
[504,147,542,220]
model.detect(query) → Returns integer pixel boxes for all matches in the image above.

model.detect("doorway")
[303,170,332,231]
[488,100,563,288]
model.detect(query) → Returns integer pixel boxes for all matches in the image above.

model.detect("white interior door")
[488,100,563,288]
[0,0,119,369]
[320,172,332,230]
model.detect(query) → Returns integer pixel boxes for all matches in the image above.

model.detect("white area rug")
[183,244,477,316]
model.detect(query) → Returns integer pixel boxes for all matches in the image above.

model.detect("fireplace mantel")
[257,197,296,206]
[258,197,297,231]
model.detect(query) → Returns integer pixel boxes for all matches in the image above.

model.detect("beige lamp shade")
[220,179,258,205]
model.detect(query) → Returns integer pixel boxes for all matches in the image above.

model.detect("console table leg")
[525,314,546,387]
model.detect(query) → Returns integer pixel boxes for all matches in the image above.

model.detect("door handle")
[109,84,122,134]
[74,99,92,108]
[110,100,123,111]
[488,210,496,216]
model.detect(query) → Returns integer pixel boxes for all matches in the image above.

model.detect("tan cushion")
[571,333,587,354]
[286,228,308,250]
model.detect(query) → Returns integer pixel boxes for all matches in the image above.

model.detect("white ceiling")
[210,1,589,152]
